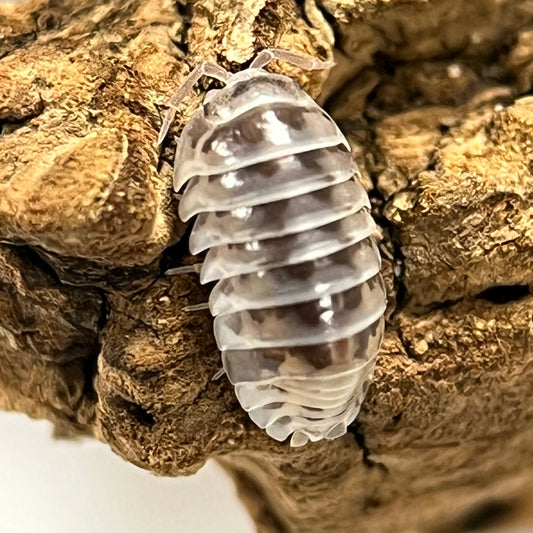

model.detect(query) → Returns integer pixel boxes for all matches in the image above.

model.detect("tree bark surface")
[0,1,532,532]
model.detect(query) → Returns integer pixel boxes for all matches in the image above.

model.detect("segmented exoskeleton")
[160,49,387,447]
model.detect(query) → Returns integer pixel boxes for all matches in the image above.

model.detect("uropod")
[159,49,387,447]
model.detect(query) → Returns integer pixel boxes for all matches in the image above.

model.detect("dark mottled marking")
[476,284,531,304]
[244,276,377,330]
[198,147,349,200]
[222,316,382,382]
[255,158,282,177]
[201,104,326,152]
[272,106,306,130]
[214,238,377,307]
[459,499,516,531]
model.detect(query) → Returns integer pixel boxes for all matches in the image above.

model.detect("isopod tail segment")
[157,48,334,145]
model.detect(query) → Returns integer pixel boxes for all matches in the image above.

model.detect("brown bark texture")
[1,0,532,532]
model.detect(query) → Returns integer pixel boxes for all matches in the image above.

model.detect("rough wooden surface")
[1,1,532,532]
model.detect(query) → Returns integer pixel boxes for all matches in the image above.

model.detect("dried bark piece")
[0,0,533,532]
[95,271,258,475]
[383,95,533,308]
[0,0,184,288]
[0,245,101,433]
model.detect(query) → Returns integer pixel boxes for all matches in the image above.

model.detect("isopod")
[160,49,387,447]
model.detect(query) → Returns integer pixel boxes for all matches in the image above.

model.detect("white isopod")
[160,49,387,447]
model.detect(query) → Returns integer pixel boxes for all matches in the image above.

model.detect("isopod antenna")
[158,63,231,145]
[249,48,334,71]
[158,49,334,145]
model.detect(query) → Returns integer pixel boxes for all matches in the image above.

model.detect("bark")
[1,0,532,531]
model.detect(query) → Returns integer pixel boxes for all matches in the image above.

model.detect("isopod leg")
[165,263,203,276]
[183,302,210,312]
[158,62,232,144]
[211,367,226,381]
[249,48,334,71]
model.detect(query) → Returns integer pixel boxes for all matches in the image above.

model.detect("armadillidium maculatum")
[160,49,387,447]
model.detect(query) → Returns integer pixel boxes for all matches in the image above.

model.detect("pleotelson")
[174,69,387,447]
